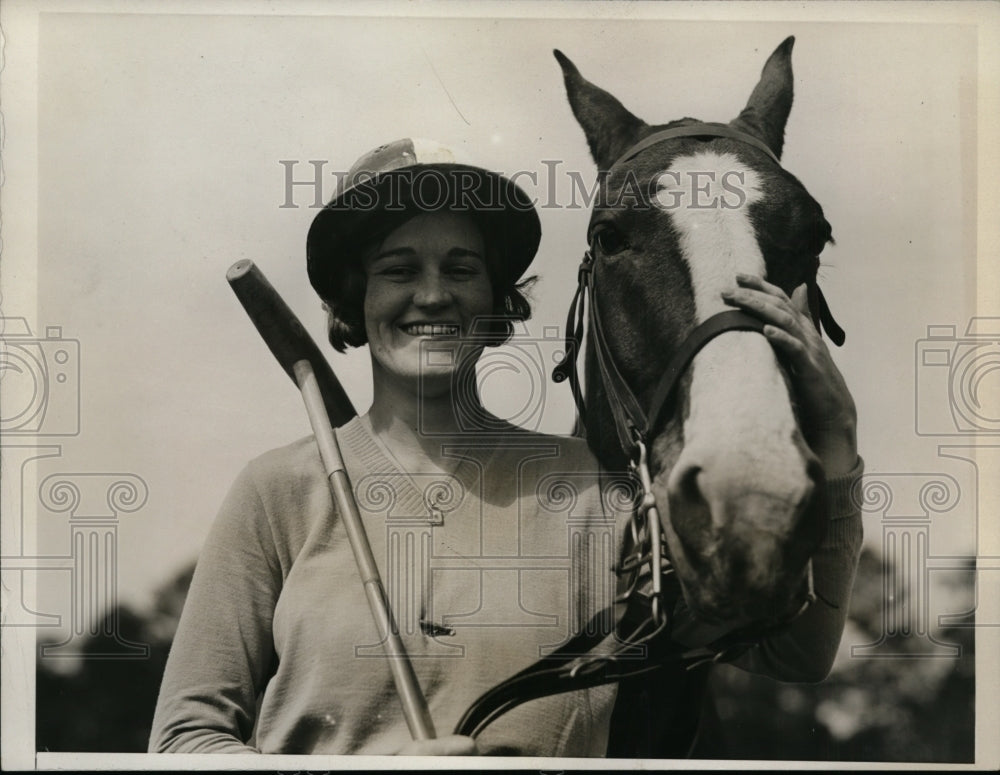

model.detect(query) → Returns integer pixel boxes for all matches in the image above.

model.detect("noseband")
[454,124,844,741]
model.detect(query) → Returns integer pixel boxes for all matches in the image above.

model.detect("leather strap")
[587,270,651,455]
[610,122,781,169]
[810,281,846,346]
[453,585,792,739]
[643,310,766,441]
[552,253,592,420]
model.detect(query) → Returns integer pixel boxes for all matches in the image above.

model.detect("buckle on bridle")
[550,250,593,393]
[624,433,671,628]
[625,424,644,466]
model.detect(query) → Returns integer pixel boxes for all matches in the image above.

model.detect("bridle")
[552,121,844,460]
[455,122,845,740]
[552,119,844,622]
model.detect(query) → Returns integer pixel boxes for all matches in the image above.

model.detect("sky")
[2,0,997,718]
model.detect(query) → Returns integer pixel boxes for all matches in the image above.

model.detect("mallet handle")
[293,361,436,741]
[227,261,436,741]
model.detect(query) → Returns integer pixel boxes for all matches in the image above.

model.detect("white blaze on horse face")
[659,151,805,505]
[655,151,765,315]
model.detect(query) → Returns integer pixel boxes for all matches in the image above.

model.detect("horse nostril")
[671,464,704,510]
[667,465,708,510]
[666,462,715,557]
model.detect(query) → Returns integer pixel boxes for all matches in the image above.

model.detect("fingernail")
[736,273,751,282]
[721,289,734,299]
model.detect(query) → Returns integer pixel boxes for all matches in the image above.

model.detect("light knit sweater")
[149,416,863,756]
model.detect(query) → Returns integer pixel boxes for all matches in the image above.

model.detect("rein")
[454,123,843,742]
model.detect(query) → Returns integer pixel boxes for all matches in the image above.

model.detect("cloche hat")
[307,138,541,302]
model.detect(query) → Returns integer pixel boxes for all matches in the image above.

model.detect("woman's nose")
[413,272,451,308]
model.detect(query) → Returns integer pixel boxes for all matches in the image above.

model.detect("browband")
[610,122,781,169]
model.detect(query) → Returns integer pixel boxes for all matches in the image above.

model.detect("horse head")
[556,38,834,626]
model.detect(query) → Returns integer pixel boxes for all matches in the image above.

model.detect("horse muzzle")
[656,431,825,624]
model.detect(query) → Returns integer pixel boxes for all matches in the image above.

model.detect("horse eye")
[801,215,833,256]
[594,226,628,255]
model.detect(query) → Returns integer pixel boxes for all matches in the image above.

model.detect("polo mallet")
[226,259,437,741]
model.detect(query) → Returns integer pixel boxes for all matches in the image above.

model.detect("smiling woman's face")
[362,211,494,394]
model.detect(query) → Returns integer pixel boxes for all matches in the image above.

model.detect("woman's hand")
[398,734,479,755]
[721,274,858,477]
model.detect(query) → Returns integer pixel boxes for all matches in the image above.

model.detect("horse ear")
[554,49,646,169]
[731,36,795,160]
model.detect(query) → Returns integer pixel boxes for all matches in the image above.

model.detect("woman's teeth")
[402,323,459,336]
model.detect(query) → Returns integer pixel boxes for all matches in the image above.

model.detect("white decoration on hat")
[409,137,465,165]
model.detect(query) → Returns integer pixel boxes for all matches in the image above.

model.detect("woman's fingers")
[723,277,820,343]
[761,286,820,368]
[788,282,811,315]
[723,278,802,330]
[721,274,859,477]
[723,276,831,390]
[735,272,784,297]
[762,321,809,361]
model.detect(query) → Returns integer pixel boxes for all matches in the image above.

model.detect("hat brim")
[307,164,540,302]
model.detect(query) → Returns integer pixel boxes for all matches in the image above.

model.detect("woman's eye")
[448,265,479,277]
[593,226,628,255]
[381,265,417,278]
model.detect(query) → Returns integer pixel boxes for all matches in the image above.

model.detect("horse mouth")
[675,562,816,627]
[654,469,825,627]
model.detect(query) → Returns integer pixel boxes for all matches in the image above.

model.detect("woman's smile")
[398,321,461,338]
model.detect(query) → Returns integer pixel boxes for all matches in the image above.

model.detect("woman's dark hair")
[322,212,536,353]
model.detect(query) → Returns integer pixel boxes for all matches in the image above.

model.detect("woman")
[149,139,862,757]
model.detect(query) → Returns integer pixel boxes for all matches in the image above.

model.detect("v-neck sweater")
[149,417,863,755]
